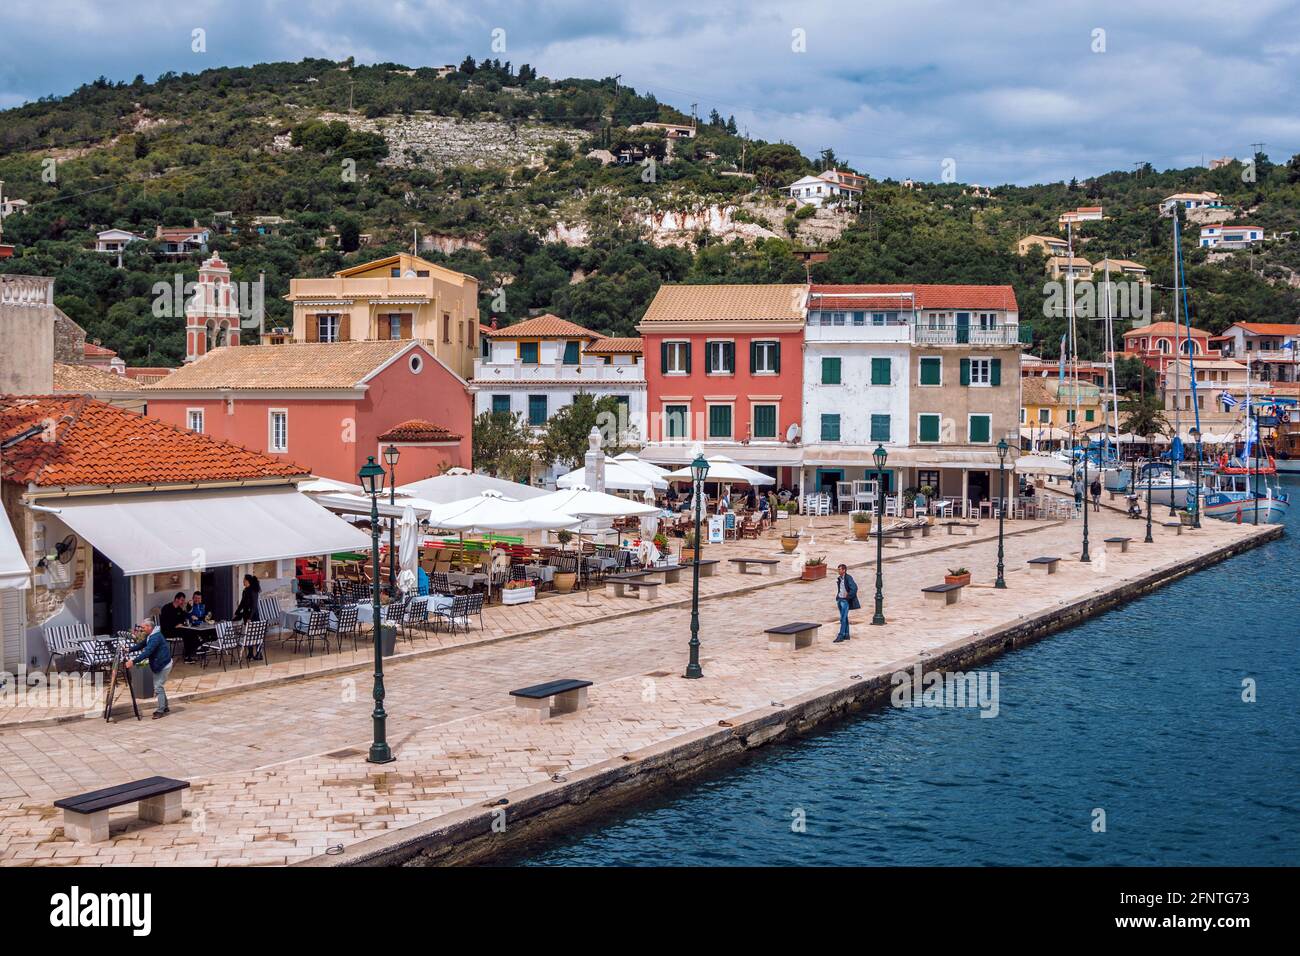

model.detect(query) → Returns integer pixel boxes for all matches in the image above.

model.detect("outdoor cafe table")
[446,571,488,590]
[522,564,555,584]
[280,604,378,632]
[173,621,218,657]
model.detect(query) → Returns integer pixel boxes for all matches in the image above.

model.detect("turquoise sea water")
[509,479,1300,866]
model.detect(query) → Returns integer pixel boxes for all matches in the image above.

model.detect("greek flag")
[1219,391,1238,409]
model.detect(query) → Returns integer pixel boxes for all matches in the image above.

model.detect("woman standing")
[234,573,261,623]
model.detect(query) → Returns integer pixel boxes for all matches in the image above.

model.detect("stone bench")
[942,521,980,536]
[640,564,683,584]
[604,573,660,600]
[693,558,720,577]
[1162,521,1185,536]
[1027,556,1061,575]
[764,622,821,650]
[1104,536,1132,554]
[510,679,593,722]
[54,776,189,843]
[729,557,780,575]
[922,583,964,606]
[878,527,914,548]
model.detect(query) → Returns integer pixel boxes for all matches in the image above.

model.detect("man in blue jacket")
[834,563,860,643]
[125,618,174,719]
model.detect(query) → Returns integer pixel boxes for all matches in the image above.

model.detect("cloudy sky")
[3,0,1298,184]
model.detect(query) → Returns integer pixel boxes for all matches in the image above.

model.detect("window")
[527,395,548,426]
[919,356,942,386]
[1020,407,1027,424]
[852,311,866,326]
[831,311,847,326]
[663,341,690,374]
[269,410,288,452]
[562,340,580,365]
[752,404,777,439]
[977,312,997,331]
[751,340,780,374]
[442,313,451,343]
[820,413,841,442]
[969,358,991,386]
[968,414,991,443]
[706,340,735,375]
[491,395,511,416]
[961,357,1001,386]
[870,357,891,385]
[870,414,891,442]
[519,341,539,364]
[317,314,339,343]
[918,413,941,443]
[390,267,401,277]
[186,409,204,433]
[664,404,690,439]
[821,356,842,385]
[708,404,732,438]
[1066,409,1077,424]
[408,353,423,374]
[918,469,939,491]
[1085,409,1096,422]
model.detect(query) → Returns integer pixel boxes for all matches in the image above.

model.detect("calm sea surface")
[507,478,1300,866]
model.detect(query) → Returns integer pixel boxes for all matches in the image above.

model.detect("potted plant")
[502,579,536,605]
[851,510,873,540]
[801,556,828,581]
[918,484,937,524]
[653,532,671,563]
[945,567,972,587]
[680,530,698,564]
[780,527,801,554]
[553,529,577,593]
[377,623,398,657]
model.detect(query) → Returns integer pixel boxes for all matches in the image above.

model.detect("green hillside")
[2,57,1298,366]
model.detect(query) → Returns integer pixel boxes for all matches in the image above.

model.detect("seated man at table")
[188,590,206,624]
[159,592,192,664]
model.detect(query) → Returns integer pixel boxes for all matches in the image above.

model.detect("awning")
[640,442,802,468]
[42,487,372,576]
[801,446,1002,470]
[1,508,29,591]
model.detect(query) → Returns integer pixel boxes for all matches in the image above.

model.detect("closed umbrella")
[397,504,420,594]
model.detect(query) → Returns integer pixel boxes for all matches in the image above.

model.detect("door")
[815,468,844,503]
[967,470,991,505]
[956,312,970,344]
[204,567,237,621]
[2,588,26,674]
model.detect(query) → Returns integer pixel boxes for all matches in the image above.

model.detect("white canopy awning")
[43,487,373,576]
[1015,454,1072,476]
[533,487,661,519]
[1,508,29,591]
[556,459,667,493]
[424,491,580,533]
[395,472,546,504]
[312,492,422,520]
[662,455,776,485]
[299,476,364,494]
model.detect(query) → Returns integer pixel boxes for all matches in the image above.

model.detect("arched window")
[1181,339,1198,354]
[1158,339,1171,353]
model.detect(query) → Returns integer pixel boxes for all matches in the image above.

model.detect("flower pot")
[502,586,536,605]
[553,571,577,594]
[378,624,398,657]
[780,534,801,554]
[852,519,872,540]
[801,563,828,581]
[944,573,971,587]
[681,548,696,564]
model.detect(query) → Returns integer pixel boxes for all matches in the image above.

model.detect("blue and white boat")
[1200,455,1291,524]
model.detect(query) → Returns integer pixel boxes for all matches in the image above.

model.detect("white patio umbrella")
[299,475,364,494]
[612,453,671,480]
[556,459,667,493]
[662,455,775,485]
[533,486,660,520]
[397,504,420,593]
[1015,454,1072,476]
[396,472,547,504]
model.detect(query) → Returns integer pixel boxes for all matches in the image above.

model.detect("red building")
[1120,320,1218,373]
[143,340,471,483]
[637,284,805,485]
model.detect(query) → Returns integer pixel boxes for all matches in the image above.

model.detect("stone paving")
[0,498,1274,866]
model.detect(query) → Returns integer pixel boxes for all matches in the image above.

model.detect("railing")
[0,274,55,306]
[804,320,912,344]
[472,360,644,383]
[913,323,1022,346]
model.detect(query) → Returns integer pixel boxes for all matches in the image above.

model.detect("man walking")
[1089,476,1102,512]
[834,563,860,643]
[125,618,174,719]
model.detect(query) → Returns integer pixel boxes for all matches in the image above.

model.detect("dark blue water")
[510,478,1300,866]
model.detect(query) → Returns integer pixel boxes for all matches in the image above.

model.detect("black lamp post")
[1080,430,1091,563]
[1144,433,1154,544]
[995,437,1008,588]
[383,444,400,591]
[1190,426,1202,528]
[684,451,709,679]
[871,443,887,626]
[359,456,393,764]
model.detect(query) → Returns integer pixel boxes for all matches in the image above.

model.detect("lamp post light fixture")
[358,456,393,764]
[383,443,400,591]
[684,450,709,680]
[1144,433,1155,544]
[871,443,888,626]
[995,437,1009,588]
[1189,427,1202,529]
[1080,432,1091,563]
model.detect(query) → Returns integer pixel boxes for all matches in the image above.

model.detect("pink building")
[143,340,471,483]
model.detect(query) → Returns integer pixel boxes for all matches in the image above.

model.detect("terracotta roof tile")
[0,395,306,488]
[485,314,600,339]
[583,337,643,354]
[52,363,144,393]
[1228,322,1300,335]
[639,284,807,324]
[142,341,419,391]
[377,419,462,443]
[810,283,1019,311]
[1123,321,1212,339]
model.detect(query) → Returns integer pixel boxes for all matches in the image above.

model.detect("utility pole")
[690,102,698,134]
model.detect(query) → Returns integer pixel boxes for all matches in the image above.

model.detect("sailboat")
[1200,401,1291,524]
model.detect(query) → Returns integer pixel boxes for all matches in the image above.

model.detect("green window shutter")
[709,405,732,438]
[990,358,1002,386]
[749,340,757,373]
[520,341,539,364]
[820,414,841,442]
[683,342,691,375]
[660,341,669,373]
[919,357,941,385]
[527,394,548,426]
[491,395,511,415]
[724,341,735,372]
[960,358,970,386]
[772,341,780,373]
[822,356,841,385]
[753,404,776,438]
[919,414,939,443]
[1085,409,1095,422]
[665,405,688,439]
[870,414,891,442]
[969,415,990,443]
[563,340,580,364]
[871,357,891,385]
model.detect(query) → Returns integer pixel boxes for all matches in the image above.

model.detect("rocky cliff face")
[322,112,586,170]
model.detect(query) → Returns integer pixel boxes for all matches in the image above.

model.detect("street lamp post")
[1144,433,1154,544]
[383,444,400,591]
[871,443,887,625]
[1080,433,1091,563]
[1190,427,1202,528]
[684,451,709,679]
[995,438,1008,588]
[359,456,393,764]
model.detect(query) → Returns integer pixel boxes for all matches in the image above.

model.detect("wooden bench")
[509,679,593,722]
[604,573,660,600]
[1162,521,1185,536]
[729,557,780,576]
[1104,536,1132,554]
[54,776,189,843]
[693,558,720,577]
[922,583,964,606]
[942,521,980,536]
[764,622,821,650]
[1027,556,1061,575]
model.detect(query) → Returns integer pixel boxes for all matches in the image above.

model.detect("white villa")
[1160,191,1224,216]
[785,170,865,207]
[95,228,147,254]
[1200,224,1265,249]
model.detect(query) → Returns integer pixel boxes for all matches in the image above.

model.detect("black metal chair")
[196,621,241,671]
[292,610,329,657]
[401,596,430,641]
[329,604,361,652]
[238,619,268,667]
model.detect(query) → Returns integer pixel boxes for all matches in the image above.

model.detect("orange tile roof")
[583,337,643,354]
[52,363,144,393]
[377,419,462,443]
[485,314,600,339]
[82,342,118,359]
[1228,322,1300,335]
[810,283,1019,311]
[1123,321,1212,339]
[640,284,807,324]
[142,341,420,390]
[0,395,306,488]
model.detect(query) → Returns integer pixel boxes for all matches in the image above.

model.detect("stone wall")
[52,305,86,365]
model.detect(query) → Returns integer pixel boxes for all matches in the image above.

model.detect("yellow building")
[285,253,480,380]
[1021,376,1105,436]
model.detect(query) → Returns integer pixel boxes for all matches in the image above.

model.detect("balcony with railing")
[804,316,912,344]
[472,358,645,385]
[913,321,1023,346]
[0,274,55,307]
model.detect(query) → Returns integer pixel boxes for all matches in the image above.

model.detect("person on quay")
[159,591,192,663]
[1089,476,1102,512]
[834,563,860,643]
[234,573,260,623]
[1072,477,1085,514]
[125,617,174,719]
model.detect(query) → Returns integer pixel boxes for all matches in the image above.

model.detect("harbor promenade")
[0,497,1279,866]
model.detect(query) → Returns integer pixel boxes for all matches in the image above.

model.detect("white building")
[1160,191,1223,216]
[472,313,646,484]
[95,228,146,254]
[785,171,864,207]
[1057,206,1104,230]
[1200,224,1265,248]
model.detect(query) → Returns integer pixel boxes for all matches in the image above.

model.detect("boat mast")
[1104,262,1121,457]
[1067,222,1081,462]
